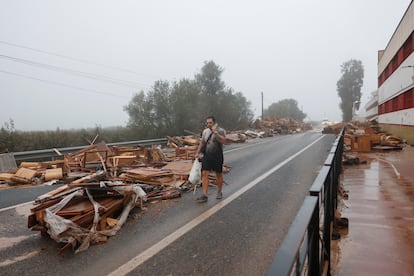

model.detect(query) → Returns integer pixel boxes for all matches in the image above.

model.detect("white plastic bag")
[188,159,201,185]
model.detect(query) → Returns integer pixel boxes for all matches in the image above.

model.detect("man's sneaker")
[216,191,223,199]
[196,194,208,203]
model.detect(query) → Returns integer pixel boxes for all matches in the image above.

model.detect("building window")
[403,89,413,109]
[402,33,413,60]
[392,98,398,111]
[378,31,414,87]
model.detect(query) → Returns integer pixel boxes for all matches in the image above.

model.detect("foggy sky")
[0,0,411,131]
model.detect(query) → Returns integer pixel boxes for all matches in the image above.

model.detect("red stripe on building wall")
[378,87,414,115]
[378,31,414,87]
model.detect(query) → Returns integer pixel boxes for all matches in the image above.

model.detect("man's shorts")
[201,154,223,172]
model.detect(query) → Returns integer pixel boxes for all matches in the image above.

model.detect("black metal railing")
[267,128,345,276]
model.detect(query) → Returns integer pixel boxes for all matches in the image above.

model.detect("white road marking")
[0,201,33,213]
[0,249,41,267]
[224,138,277,153]
[109,134,325,275]
[0,234,38,251]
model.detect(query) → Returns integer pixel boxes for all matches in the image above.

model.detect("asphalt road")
[0,131,335,276]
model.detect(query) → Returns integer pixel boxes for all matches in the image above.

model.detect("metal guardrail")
[267,128,345,276]
[266,196,320,275]
[12,138,168,162]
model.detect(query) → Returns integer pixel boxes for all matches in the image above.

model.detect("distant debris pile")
[343,122,404,152]
[250,117,312,136]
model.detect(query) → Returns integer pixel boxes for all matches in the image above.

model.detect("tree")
[124,80,174,138]
[125,61,254,137]
[194,60,253,129]
[195,60,226,117]
[264,99,306,121]
[0,119,16,152]
[195,60,225,97]
[337,59,364,122]
[214,89,253,130]
[170,79,204,134]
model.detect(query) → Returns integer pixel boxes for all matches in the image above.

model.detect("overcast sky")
[0,0,412,131]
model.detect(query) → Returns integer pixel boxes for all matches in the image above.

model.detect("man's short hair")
[207,116,216,123]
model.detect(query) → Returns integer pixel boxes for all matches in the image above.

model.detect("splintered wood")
[342,123,404,152]
[21,137,232,253]
[28,182,146,253]
[45,168,63,181]
[12,168,37,183]
[0,135,234,253]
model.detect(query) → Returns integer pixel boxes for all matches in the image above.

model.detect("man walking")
[194,116,226,202]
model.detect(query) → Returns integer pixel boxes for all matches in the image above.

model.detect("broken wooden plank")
[45,168,63,181]
[0,173,14,181]
[162,160,193,175]
[124,167,173,179]
[15,167,37,179]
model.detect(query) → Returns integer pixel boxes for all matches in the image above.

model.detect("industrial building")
[364,90,378,121]
[377,0,414,144]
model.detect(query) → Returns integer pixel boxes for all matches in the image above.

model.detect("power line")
[0,54,150,89]
[0,40,161,79]
[0,69,132,99]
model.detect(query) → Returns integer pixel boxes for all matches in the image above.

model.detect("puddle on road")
[0,249,41,267]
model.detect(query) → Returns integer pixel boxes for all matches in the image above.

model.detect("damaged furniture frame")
[267,127,345,276]
[82,150,108,170]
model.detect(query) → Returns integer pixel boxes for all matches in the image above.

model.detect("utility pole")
[261,91,263,120]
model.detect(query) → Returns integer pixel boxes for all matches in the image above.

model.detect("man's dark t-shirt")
[201,127,226,172]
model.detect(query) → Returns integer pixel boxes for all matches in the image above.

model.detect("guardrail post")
[308,198,320,276]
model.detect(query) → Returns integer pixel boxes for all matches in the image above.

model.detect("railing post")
[324,169,333,275]
[308,199,320,276]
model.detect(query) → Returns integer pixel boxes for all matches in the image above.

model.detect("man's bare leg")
[216,172,223,199]
[202,170,210,195]
[216,172,223,192]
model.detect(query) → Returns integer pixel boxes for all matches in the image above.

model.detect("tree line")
[1,58,365,153]
[0,120,137,153]
[1,61,255,153]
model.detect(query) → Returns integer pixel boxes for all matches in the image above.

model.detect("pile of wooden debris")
[251,117,312,136]
[0,135,236,253]
[341,122,405,167]
[1,127,291,253]
[320,121,404,153]
[344,123,404,152]
[28,180,147,253]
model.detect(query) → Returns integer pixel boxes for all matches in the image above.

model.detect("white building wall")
[378,107,414,125]
[365,106,378,119]
[378,2,414,75]
[364,91,378,120]
[378,53,414,104]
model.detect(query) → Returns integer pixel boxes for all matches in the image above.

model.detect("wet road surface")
[333,146,414,275]
[0,133,335,275]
